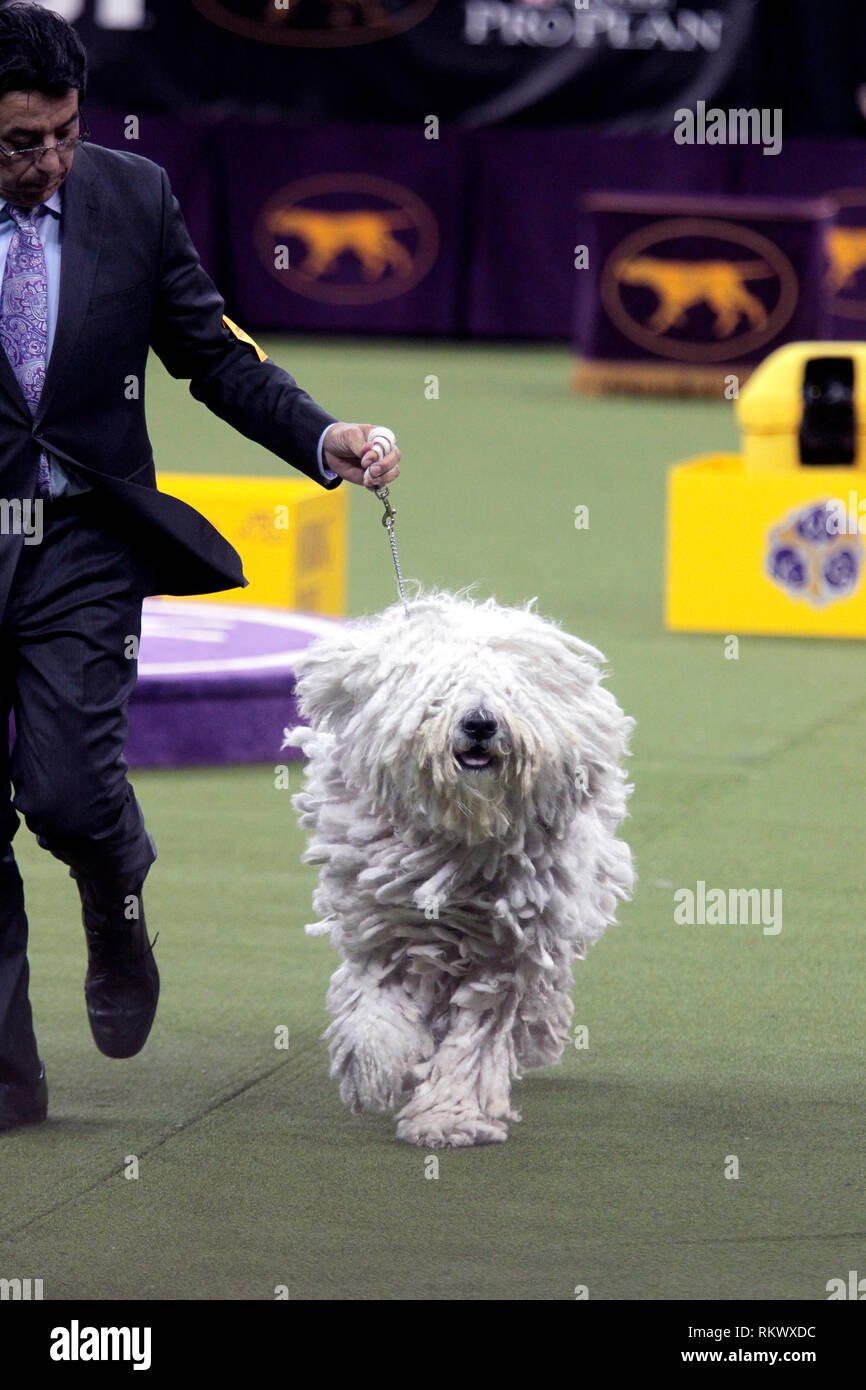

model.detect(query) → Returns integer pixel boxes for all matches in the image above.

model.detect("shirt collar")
[0,186,63,219]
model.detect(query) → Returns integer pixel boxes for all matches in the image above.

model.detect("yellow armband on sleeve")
[222,314,268,363]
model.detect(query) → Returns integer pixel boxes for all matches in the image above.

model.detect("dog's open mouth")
[455,745,496,772]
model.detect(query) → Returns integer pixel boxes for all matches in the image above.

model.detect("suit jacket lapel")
[0,203,28,416]
[0,334,26,417]
[34,143,104,427]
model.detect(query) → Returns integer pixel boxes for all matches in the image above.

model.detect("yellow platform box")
[666,455,866,637]
[157,472,346,614]
[666,342,866,638]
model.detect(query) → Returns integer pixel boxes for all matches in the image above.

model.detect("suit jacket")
[0,141,339,623]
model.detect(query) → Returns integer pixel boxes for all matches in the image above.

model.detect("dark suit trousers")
[0,492,157,1085]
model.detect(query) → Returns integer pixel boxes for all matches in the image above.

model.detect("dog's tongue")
[461,748,492,768]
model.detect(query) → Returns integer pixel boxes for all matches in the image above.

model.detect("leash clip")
[376,485,397,529]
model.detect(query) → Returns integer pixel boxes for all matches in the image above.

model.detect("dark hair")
[0,2,87,103]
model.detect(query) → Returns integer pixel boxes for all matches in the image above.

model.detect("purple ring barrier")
[126,600,341,768]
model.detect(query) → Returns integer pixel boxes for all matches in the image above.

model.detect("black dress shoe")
[78,881,159,1059]
[0,1066,47,1133]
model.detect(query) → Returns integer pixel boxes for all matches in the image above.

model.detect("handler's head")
[0,2,87,208]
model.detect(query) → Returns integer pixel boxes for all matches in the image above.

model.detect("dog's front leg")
[324,960,435,1115]
[512,953,575,1071]
[395,979,520,1148]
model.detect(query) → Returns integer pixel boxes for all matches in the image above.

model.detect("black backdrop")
[26,0,866,134]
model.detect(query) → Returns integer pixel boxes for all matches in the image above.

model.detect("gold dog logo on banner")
[602,218,798,362]
[616,258,775,338]
[256,173,439,304]
[824,189,866,321]
[190,0,438,47]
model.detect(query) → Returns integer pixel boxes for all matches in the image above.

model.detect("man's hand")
[321,423,401,489]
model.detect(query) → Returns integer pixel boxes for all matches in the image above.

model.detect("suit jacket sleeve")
[149,166,340,489]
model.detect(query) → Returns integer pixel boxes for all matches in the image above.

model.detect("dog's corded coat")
[286,593,635,1147]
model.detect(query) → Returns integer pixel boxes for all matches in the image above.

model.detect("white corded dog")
[285,592,635,1148]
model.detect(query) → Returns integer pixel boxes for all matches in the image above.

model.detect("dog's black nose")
[461,709,498,742]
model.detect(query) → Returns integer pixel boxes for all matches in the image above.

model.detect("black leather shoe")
[0,1066,47,1133]
[79,881,159,1059]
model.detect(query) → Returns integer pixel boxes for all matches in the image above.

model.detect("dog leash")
[366,427,409,617]
[376,486,409,615]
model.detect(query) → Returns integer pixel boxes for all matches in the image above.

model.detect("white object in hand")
[366,426,396,465]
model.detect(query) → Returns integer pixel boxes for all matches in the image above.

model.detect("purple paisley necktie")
[0,204,52,498]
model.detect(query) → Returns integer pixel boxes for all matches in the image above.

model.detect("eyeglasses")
[0,112,90,165]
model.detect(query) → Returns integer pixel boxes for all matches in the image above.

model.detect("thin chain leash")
[375,486,409,615]
[365,427,409,617]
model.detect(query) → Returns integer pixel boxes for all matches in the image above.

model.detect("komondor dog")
[284,592,634,1148]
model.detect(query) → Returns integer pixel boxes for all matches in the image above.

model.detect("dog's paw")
[395,1111,509,1148]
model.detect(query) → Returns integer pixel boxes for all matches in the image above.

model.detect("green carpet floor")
[1,339,863,1300]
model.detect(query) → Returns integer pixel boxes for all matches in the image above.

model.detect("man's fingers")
[323,424,401,489]
[363,466,399,489]
[360,441,398,465]
[361,448,398,471]
[340,425,369,459]
[363,448,401,487]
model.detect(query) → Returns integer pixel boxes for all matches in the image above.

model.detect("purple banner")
[217,123,470,336]
[574,192,832,368]
[467,132,736,339]
[737,141,866,339]
[85,109,220,278]
[77,118,866,344]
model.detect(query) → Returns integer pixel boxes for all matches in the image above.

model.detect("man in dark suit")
[0,3,401,1132]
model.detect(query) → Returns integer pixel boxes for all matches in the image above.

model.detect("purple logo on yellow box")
[766,500,863,607]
